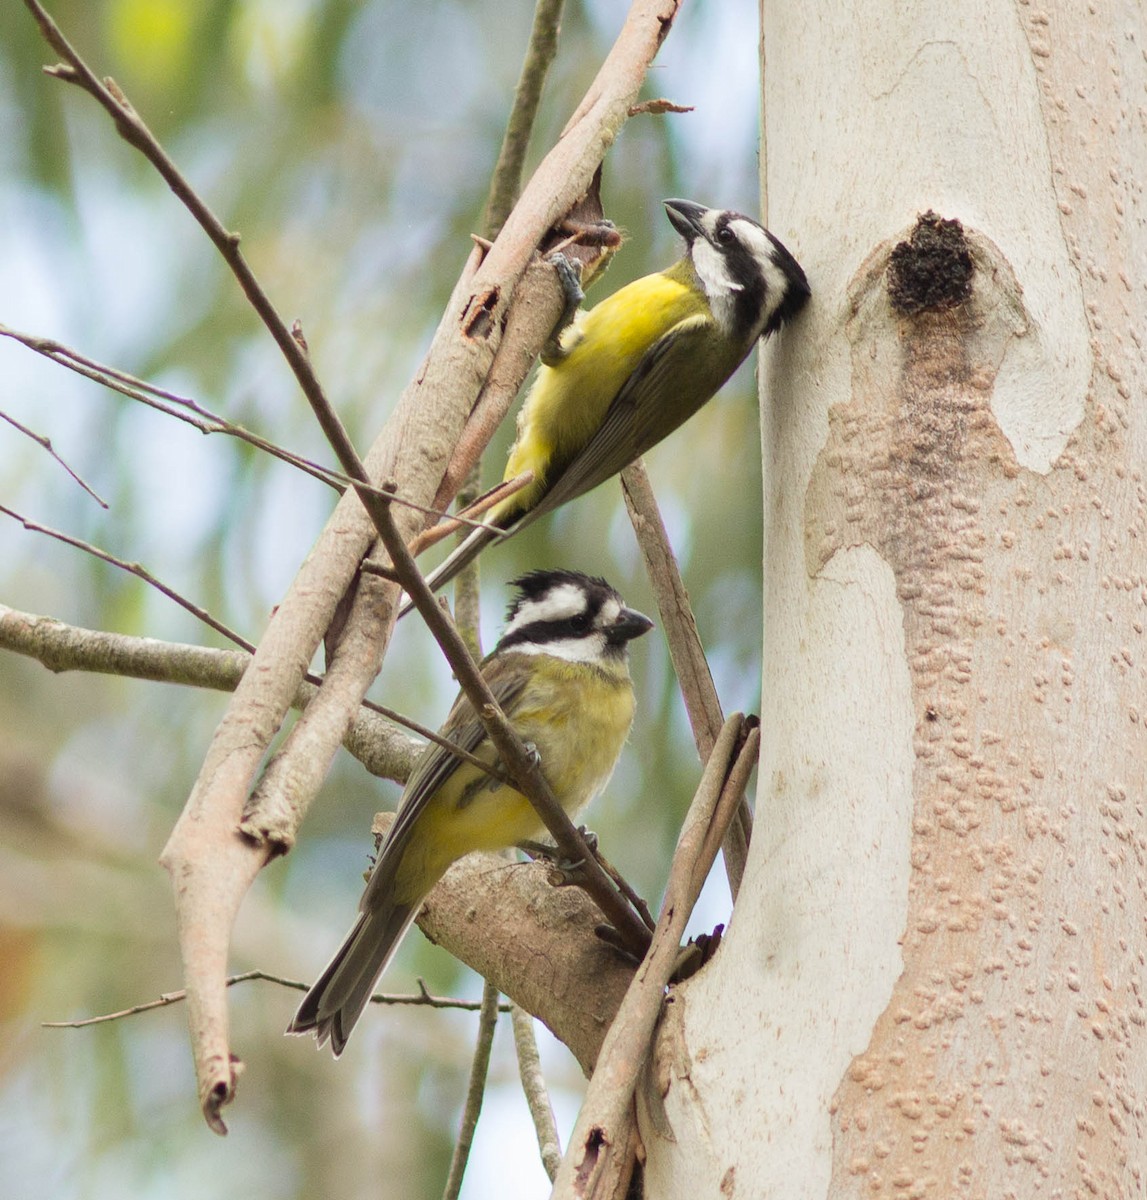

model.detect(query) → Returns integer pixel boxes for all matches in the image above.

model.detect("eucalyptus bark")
[641,2,1147,1195]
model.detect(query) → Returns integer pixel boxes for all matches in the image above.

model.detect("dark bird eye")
[716,226,734,244]
[569,612,591,633]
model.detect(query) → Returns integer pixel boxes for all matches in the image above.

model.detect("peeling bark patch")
[463,287,500,340]
[813,216,1147,1192]
[807,219,1034,1184]
[575,1126,607,1187]
[888,212,974,315]
[807,222,1025,607]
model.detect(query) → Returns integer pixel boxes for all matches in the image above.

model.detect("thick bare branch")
[0,605,426,783]
[395,821,636,1075]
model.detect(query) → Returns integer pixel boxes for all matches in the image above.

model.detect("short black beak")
[609,606,655,645]
[664,198,709,243]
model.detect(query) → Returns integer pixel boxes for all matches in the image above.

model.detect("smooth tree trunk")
[641,2,1147,1195]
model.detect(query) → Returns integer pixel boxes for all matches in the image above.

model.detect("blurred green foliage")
[0,1,765,1197]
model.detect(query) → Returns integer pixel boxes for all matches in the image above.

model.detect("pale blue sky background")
[0,2,767,1197]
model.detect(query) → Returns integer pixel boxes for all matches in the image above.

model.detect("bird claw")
[516,837,554,861]
[516,828,598,886]
[547,251,585,303]
[576,825,599,854]
[540,253,585,366]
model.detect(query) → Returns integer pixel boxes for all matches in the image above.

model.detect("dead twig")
[628,97,693,116]
[512,1003,563,1180]
[442,980,503,1200]
[1,504,253,650]
[621,461,753,897]
[404,472,533,557]
[0,406,106,506]
[42,971,512,1028]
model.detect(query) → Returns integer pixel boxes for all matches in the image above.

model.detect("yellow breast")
[393,657,636,900]
[497,270,699,514]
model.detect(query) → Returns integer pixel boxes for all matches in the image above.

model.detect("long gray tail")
[288,900,420,1056]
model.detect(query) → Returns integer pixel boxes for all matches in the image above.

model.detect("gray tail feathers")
[396,522,503,621]
[288,901,420,1056]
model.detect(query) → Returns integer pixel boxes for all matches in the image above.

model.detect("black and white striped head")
[497,570,653,666]
[665,198,810,344]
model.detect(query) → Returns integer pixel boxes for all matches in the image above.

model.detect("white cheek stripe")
[692,240,741,335]
[510,634,608,665]
[692,239,742,295]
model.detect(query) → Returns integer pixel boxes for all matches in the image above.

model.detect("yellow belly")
[393,659,636,901]
[496,270,700,519]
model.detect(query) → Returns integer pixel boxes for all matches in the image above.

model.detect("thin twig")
[373,484,653,959]
[442,979,503,1200]
[41,971,512,1028]
[511,1003,563,1180]
[400,471,533,559]
[23,1,376,510]
[589,842,657,932]
[0,323,499,535]
[482,0,566,238]
[413,977,512,1012]
[620,460,753,898]
[0,407,107,506]
[452,460,486,665]
[1,504,254,650]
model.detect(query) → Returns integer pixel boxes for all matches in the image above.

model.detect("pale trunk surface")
[641,2,1146,1196]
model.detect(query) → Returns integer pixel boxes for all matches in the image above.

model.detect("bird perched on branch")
[411,198,810,602]
[290,569,653,1055]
